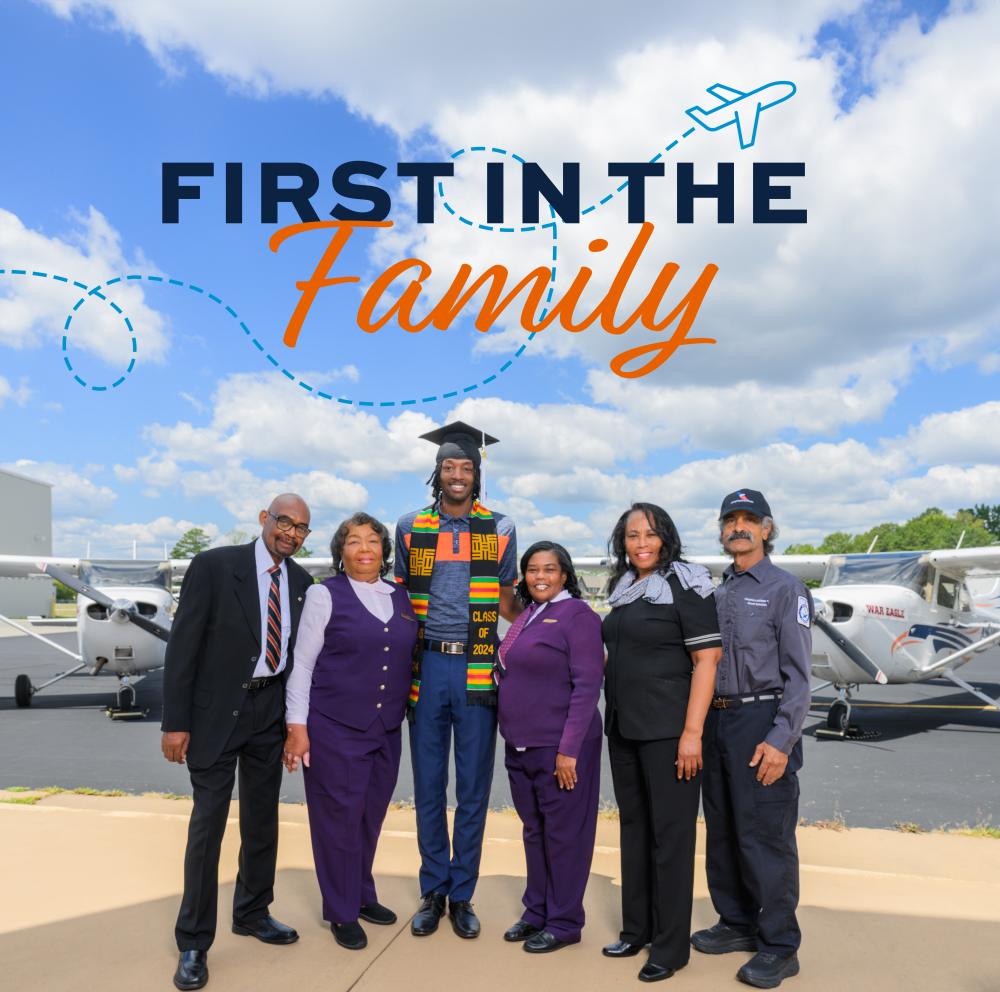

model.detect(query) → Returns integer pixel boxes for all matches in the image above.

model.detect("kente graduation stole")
[407,501,500,709]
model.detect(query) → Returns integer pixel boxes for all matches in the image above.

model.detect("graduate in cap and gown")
[394,422,522,939]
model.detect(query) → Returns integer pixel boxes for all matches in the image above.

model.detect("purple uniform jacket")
[308,574,419,732]
[497,597,605,758]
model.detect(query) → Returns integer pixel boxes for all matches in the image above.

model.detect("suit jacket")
[161,540,313,767]
[496,598,604,758]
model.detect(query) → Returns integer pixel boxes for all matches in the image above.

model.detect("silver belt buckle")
[442,641,465,654]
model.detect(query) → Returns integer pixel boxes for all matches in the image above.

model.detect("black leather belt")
[422,639,466,655]
[712,690,783,710]
[248,675,280,690]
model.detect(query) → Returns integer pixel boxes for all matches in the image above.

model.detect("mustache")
[726,530,755,544]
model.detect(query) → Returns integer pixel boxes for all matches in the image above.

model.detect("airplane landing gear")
[106,674,147,720]
[816,684,881,740]
[14,674,34,708]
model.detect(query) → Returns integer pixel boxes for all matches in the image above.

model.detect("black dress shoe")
[411,892,446,935]
[638,963,676,982]
[332,921,368,950]
[449,899,481,938]
[504,919,541,942]
[359,902,397,925]
[523,930,568,953]
[603,939,645,957]
[691,922,758,954]
[736,951,800,988]
[173,951,208,991]
[231,913,299,944]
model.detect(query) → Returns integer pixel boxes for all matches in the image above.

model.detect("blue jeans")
[408,649,497,901]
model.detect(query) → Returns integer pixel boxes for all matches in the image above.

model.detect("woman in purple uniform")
[283,512,418,951]
[496,541,605,954]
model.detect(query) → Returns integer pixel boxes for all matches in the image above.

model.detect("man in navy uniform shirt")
[692,489,812,989]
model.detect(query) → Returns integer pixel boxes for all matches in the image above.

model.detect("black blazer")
[602,575,722,741]
[161,540,313,767]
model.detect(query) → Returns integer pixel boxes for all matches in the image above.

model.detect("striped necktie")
[265,564,282,673]
[497,602,537,673]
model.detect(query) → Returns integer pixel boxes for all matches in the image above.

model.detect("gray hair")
[718,514,778,557]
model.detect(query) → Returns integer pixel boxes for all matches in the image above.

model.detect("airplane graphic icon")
[685,81,797,150]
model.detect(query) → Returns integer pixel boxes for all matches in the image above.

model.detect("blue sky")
[1,0,997,558]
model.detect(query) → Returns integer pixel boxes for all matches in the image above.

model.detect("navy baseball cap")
[719,489,771,520]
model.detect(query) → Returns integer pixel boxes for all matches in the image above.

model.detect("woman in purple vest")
[283,511,418,951]
[496,541,605,954]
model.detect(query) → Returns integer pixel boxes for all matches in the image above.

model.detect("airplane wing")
[0,554,81,579]
[928,546,1000,577]
[688,554,830,582]
[706,83,745,102]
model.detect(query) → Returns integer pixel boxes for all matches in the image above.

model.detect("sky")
[0,0,997,559]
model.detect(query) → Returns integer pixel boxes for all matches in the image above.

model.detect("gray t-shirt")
[394,507,517,640]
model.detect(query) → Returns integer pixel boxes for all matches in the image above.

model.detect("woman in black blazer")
[600,503,722,983]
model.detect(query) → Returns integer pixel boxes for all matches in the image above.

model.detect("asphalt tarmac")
[1,628,997,830]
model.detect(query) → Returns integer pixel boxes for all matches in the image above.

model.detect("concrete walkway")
[1,791,998,991]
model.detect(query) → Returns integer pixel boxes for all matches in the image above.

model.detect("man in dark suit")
[161,494,314,991]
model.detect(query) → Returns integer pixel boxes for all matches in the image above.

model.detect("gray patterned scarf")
[607,560,716,608]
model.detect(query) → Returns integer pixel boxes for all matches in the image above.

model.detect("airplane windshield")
[80,560,171,591]
[822,552,931,596]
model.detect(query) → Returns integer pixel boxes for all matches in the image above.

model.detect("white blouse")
[285,575,397,725]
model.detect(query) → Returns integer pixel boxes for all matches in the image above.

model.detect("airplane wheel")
[827,701,850,732]
[14,674,33,708]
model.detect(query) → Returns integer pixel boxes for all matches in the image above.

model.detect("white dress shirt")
[285,574,397,725]
[253,537,290,678]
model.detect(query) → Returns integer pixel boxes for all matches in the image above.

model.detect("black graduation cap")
[419,421,499,468]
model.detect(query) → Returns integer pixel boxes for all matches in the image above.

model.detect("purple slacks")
[303,710,401,925]
[504,735,602,943]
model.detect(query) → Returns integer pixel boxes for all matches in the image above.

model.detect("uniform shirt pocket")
[193,687,213,709]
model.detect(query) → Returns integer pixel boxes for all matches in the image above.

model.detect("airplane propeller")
[38,563,171,643]
[814,614,888,684]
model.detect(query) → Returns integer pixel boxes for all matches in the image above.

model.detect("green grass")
[142,791,193,801]
[1,797,39,805]
[893,821,926,834]
[4,786,31,792]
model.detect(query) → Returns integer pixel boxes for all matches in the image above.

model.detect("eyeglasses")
[268,511,311,539]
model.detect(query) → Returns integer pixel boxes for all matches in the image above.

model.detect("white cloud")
[53,515,222,558]
[1,459,117,518]
[0,375,31,407]
[39,1,865,135]
[0,207,169,364]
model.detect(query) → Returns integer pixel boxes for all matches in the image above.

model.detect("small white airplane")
[686,547,1000,736]
[685,81,797,149]
[0,554,334,715]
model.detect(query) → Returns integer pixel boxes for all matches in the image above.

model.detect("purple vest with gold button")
[308,573,419,731]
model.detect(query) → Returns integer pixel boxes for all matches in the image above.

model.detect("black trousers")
[608,719,701,969]
[175,681,285,951]
[702,699,802,956]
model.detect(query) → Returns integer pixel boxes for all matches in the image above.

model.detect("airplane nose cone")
[110,598,135,623]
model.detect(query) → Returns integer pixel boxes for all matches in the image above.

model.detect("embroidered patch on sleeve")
[797,595,810,627]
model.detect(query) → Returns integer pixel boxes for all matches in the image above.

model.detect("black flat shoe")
[638,963,676,982]
[359,902,397,925]
[523,930,568,953]
[603,940,645,957]
[411,892,446,936]
[736,951,800,988]
[504,919,541,942]
[173,950,208,991]
[691,922,758,954]
[231,914,299,944]
[332,921,368,950]
[449,899,481,938]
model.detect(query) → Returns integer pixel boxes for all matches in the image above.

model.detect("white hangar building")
[0,466,53,618]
